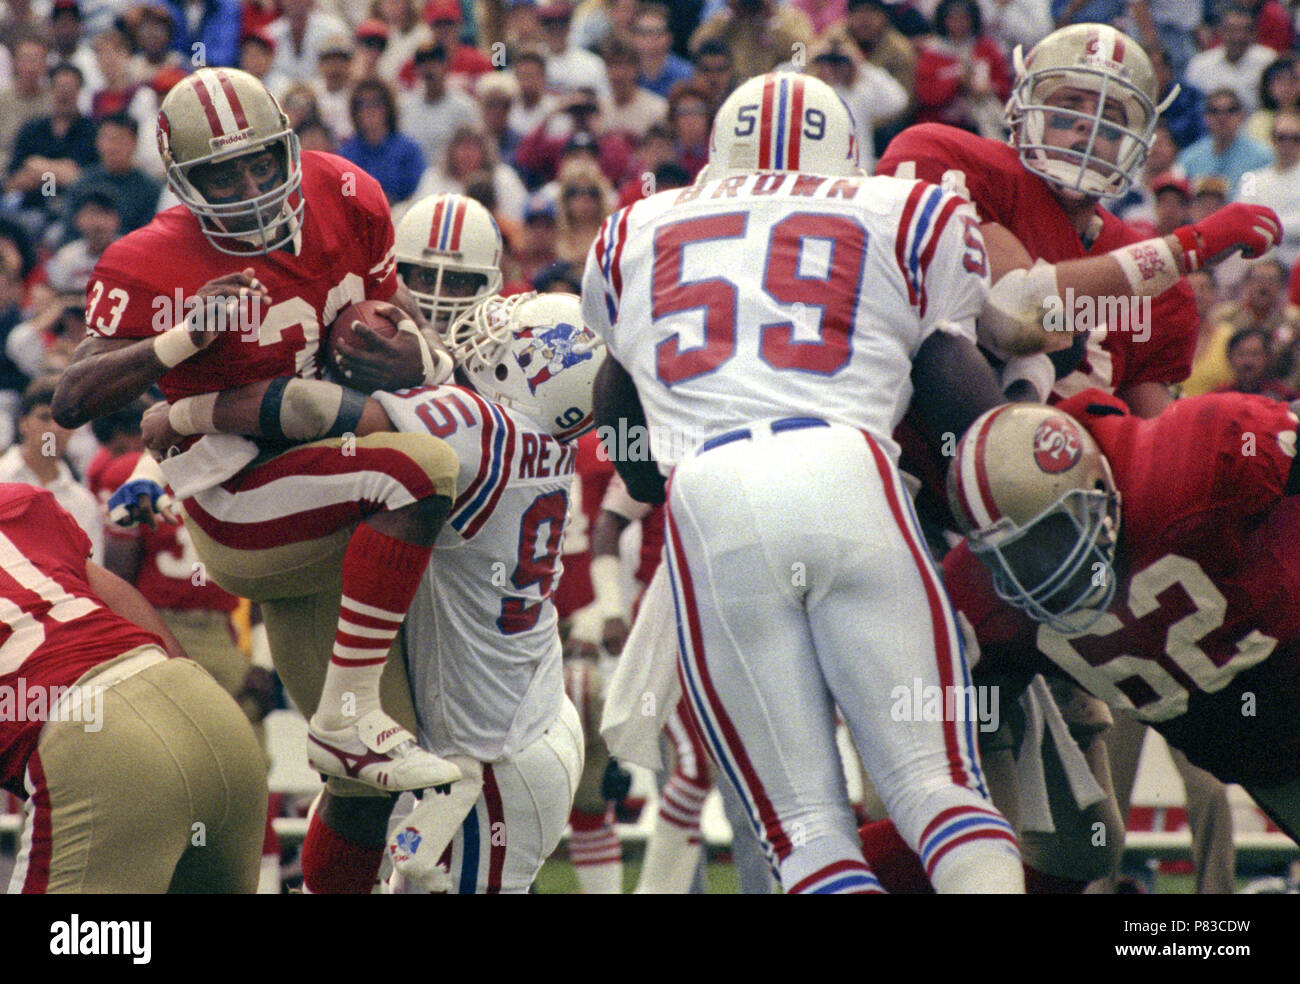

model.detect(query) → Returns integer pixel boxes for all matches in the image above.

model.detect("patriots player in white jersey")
[581,72,1025,893]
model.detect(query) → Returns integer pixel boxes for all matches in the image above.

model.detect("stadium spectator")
[571,0,639,53]
[512,189,561,286]
[976,0,1052,53]
[0,251,29,450]
[689,0,812,81]
[338,78,426,204]
[313,33,358,139]
[125,2,185,82]
[0,0,42,54]
[63,114,161,238]
[46,189,120,294]
[267,0,351,83]
[49,0,103,102]
[422,0,494,80]
[1178,87,1272,194]
[240,29,291,97]
[1245,52,1300,146]
[837,0,916,99]
[1151,43,1205,149]
[1203,258,1300,381]
[615,120,673,205]
[411,124,527,222]
[914,0,1011,139]
[807,38,908,167]
[1120,170,1191,239]
[1184,4,1275,116]
[90,28,138,119]
[1111,121,1180,219]
[1237,0,1294,52]
[477,69,523,164]
[1219,327,1298,399]
[373,0,430,83]
[539,0,610,97]
[1050,0,1124,27]
[690,38,736,112]
[665,80,710,179]
[599,39,668,141]
[554,156,613,264]
[5,63,98,232]
[398,41,482,173]
[297,115,337,151]
[508,46,559,139]
[354,17,391,78]
[280,80,322,129]
[633,2,692,98]
[1179,269,1233,397]
[162,0,243,69]
[532,258,582,293]
[1131,0,1202,77]
[1190,174,1230,222]
[515,87,632,188]
[0,35,51,173]
[0,375,103,561]
[1238,110,1300,269]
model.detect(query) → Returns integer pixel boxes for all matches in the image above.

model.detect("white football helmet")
[1005,24,1177,198]
[157,67,303,255]
[394,194,505,331]
[948,403,1122,635]
[697,71,864,183]
[448,292,605,441]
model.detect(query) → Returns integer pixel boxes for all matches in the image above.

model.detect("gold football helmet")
[948,403,1122,634]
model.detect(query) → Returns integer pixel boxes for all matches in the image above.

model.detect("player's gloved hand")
[332,302,425,393]
[1173,203,1282,271]
[107,476,178,529]
[601,757,633,803]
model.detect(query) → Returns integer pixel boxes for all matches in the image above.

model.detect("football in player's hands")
[329,299,400,355]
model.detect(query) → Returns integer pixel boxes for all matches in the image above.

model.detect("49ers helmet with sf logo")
[948,403,1122,634]
[447,291,605,442]
[1005,24,1176,198]
[697,72,864,183]
[157,67,303,255]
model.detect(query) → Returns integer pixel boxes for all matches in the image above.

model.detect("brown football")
[328,300,399,361]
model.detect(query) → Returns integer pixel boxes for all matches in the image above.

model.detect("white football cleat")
[307,710,462,791]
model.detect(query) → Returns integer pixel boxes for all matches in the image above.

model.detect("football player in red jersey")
[945,394,1300,838]
[49,68,465,800]
[859,392,1300,890]
[0,483,267,892]
[876,23,1278,416]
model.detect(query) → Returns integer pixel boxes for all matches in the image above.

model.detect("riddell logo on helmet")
[209,127,255,152]
[1033,418,1083,474]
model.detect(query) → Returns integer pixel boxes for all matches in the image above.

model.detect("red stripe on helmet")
[1111,34,1125,62]
[758,75,776,170]
[190,74,225,137]
[428,197,447,249]
[216,70,249,130]
[787,77,804,169]
[449,199,467,251]
[971,404,1016,526]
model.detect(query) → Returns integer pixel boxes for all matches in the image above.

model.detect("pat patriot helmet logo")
[1033,417,1083,474]
[514,322,592,394]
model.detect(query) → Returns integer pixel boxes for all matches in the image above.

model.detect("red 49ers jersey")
[552,431,616,620]
[83,151,398,402]
[0,484,163,794]
[876,124,1196,394]
[98,452,240,613]
[945,390,1300,786]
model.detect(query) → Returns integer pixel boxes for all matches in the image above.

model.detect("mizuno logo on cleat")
[375,728,401,744]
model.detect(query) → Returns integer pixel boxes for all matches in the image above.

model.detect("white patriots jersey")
[375,385,578,761]
[581,172,990,470]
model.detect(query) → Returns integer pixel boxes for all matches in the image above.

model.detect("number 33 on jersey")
[581,170,991,469]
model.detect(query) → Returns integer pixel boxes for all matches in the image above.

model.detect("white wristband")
[153,325,203,368]
[589,554,625,619]
[168,392,218,435]
[1000,353,1056,403]
[1112,237,1182,297]
[395,319,455,386]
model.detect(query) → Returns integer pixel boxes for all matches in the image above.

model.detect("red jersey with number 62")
[83,151,398,402]
[876,124,1197,396]
[581,171,990,470]
[0,484,163,795]
[944,390,1300,786]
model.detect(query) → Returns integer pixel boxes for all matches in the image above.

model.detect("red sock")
[262,810,280,858]
[317,525,434,728]
[858,819,935,894]
[301,813,385,894]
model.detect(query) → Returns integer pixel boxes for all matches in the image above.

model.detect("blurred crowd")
[4,0,1300,486]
